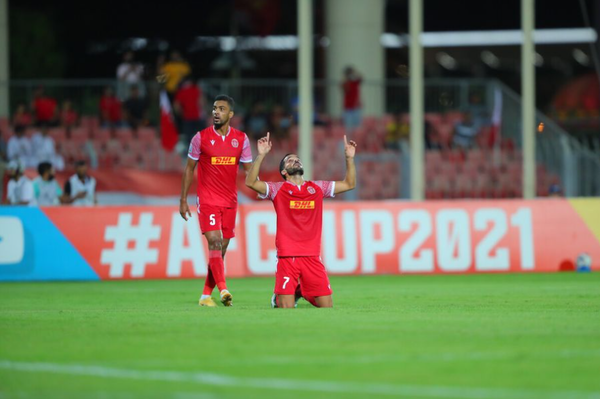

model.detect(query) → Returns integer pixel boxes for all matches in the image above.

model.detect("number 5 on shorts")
[209,214,216,226]
[282,276,290,289]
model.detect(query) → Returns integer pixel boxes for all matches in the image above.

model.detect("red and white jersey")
[188,126,252,207]
[260,180,335,257]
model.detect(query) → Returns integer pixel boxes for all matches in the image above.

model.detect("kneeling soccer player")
[245,133,357,308]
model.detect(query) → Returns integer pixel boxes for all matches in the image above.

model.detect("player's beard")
[213,116,229,129]
[285,166,304,177]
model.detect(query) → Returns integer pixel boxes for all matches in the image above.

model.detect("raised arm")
[334,135,357,194]
[179,157,198,220]
[245,132,271,195]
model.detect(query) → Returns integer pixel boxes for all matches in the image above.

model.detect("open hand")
[179,200,192,221]
[343,135,357,158]
[257,132,272,156]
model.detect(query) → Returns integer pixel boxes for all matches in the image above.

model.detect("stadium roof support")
[0,0,8,118]
[409,0,424,201]
[298,0,314,180]
[380,28,597,48]
[522,0,536,199]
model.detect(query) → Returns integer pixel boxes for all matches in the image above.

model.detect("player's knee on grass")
[314,295,333,308]
[277,295,296,308]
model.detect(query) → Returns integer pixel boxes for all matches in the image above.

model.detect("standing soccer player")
[245,133,357,308]
[180,95,253,307]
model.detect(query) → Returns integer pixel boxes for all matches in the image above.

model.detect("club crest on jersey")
[307,186,316,194]
[210,140,215,145]
[231,139,239,148]
[211,156,236,165]
[290,200,315,210]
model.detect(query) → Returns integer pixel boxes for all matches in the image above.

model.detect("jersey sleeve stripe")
[258,182,270,199]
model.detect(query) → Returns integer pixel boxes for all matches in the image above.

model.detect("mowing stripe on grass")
[1,360,599,399]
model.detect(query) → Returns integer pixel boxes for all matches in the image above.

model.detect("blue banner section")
[0,207,99,282]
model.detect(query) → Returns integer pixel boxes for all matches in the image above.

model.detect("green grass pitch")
[1,273,599,399]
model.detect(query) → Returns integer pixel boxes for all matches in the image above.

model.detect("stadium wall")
[1,199,599,281]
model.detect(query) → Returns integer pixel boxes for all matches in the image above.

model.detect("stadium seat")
[48,128,67,142]
[93,128,112,144]
[137,127,157,144]
[0,118,10,133]
[115,128,134,145]
[117,151,138,168]
[70,127,90,144]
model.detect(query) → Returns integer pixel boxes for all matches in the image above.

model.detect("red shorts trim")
[274,256,332,297]
[197,204,236,239]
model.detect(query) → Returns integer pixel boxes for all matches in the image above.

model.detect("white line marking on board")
[1,360,599,398]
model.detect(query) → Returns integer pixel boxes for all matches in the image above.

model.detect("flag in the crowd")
[489,86,502,148]
[160,90,179,151]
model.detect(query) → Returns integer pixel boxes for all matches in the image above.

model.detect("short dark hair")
[214,94,235,111]
[38,161,53,176]
[279,153,293,180]
[75,160,87,168]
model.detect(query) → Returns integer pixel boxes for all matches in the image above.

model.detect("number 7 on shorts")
[282,277,290,289]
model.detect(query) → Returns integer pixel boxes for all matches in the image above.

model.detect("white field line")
[1,360,600,399]
[250,349,600,366]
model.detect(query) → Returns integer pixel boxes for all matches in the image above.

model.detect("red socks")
[208,250,227,292]
[202,267,216,295]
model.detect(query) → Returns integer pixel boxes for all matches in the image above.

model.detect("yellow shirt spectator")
[162,60,191,93]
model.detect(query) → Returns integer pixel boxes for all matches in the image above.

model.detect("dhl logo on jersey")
[290,201,315,210]
[211,157,236,165]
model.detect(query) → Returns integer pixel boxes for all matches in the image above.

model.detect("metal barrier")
[4,78,599,198]
[499,81,600,197]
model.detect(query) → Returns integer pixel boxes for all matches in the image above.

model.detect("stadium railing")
[4,78,599,198]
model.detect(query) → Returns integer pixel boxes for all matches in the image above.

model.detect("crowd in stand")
[3,159,96,206]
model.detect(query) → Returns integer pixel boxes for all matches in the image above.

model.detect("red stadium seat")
[137,127,157,144]
[48,128,67,142]
[93,128,112,144]
[70,127,90,144]
[0,117,9,133]
[117,151,138,168]
[115,128,134,145]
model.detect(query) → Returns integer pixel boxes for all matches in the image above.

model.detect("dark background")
[9,0,599,103]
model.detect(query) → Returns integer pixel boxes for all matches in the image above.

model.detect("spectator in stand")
[341,66,363,135]
[174,76,205,147]
[160,51,191,96]
[269,104,292,140]
[468,92,490,127]
[385,113,409,150]
[7,126,35,168]
[290,97,326,126]
[12,103,33,130]
[244,101,269,141]
[0,133,6,201]
[3,160,35,205]
[60,100,79,129]
[33,161,78,206]
[31,86,58,127]
[99,86,123,128]
[117,51,145,99]
[548,184,562,198]
[452,112,479,149]
[123,86,149,131]
[32,127,65,171]
[64,160,97,206]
